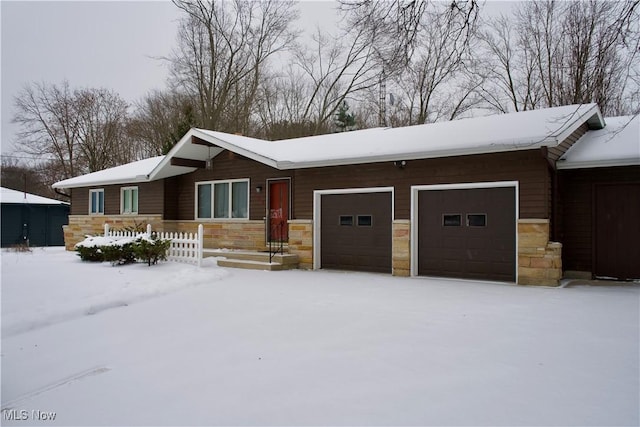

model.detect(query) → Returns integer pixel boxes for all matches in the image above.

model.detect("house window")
[196,179,249,220]
[89,189,104,215]
[121,187,139,215]
[197,183,212,219]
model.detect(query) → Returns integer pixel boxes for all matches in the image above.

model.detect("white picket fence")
[104,223,204,267]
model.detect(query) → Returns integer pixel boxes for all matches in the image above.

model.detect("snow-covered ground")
[2,248,639,426]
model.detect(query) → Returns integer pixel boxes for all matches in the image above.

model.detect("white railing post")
[146,224,152,237]
[104,223,110,237]
[197,224,204,267]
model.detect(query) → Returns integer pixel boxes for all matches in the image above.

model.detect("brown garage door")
[321,192,392,273]
[595,183,640,280]
[418,187,516,282]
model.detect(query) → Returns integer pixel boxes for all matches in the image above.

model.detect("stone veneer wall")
[165,220,266,251]
[63,215,165,250]
[288,220,313,269]
[518,219,562,286]
[65,215,562,286]
[392,220,411,277]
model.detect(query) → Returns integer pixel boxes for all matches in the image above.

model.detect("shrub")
[75,235,170,266]
[9,242,31,253]
[132,236,171,266]
[76,245,103,262]
[100,242,137,265]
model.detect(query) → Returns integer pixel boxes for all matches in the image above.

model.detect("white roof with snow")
[558,115,640,169]
[53,156,167,189]
[188,103,603,169]
[1,187,69,205]
[54,104,606,188]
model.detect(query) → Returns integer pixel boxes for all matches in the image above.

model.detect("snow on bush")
[75,234,170,266]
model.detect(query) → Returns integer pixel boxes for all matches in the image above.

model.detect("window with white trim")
[89,189,104,215]
[121,187,139,215]
[196,179,249,219]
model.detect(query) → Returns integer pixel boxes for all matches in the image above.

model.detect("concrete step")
[205,249,299,271]
[216,258,297,271]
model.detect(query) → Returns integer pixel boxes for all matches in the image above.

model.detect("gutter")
[54,187,71,200]
[557,159,640,170]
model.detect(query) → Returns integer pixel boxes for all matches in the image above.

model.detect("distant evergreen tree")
[334,101,356,132]
[162,101,196,155]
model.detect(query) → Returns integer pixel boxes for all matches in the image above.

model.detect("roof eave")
[52,175,151,189]
[147,130,196,181]
[190,128,280,169]
[553,104,605,145]
[557,158,640,170]
[277,140,555,170]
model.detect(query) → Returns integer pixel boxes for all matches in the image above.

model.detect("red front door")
[268,180,289,242]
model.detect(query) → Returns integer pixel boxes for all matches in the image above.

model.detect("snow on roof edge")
[53,156,166,189]
[556,158,640,170]
[557,115,639,170]
[54,104,611,187]
[1,187,69,205]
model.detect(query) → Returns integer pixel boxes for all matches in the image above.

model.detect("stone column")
[518,219,562,286]
[392,220,411,277]
[288,220,313,269]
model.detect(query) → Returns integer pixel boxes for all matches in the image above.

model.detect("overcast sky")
[1,0,343,162]
[1,1,514,163]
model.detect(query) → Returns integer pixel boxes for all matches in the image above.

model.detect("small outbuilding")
[1,187,70,247]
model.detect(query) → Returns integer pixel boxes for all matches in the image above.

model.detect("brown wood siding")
[294,150,550,220]
[546,123,589,239]
[70,187,88,215]
[138,180,165,215]
[547,123,589,163]
[164,177,180,220]
[70,181,164,216]
[174,151,291,220]
[558,166,640,273]
[73,149,551,223]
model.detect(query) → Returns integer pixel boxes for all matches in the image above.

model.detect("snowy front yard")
[2,248,639,426]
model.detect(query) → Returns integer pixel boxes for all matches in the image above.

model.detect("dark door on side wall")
[321,192,392,273]
[418,187,516,282]
[595,183,640,280]
[268,180,289,242]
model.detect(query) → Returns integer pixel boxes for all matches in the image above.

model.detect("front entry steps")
[203,249,299,271]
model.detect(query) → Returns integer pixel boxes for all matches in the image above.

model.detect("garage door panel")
[321,192,392,273]
[418,187,516,282]
[467,237,490,250]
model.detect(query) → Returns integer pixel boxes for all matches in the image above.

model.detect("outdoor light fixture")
[206,146,213,170]
[394,160,407,169]
[256,186,263,193]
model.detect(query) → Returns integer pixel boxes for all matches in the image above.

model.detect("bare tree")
[12,81,131,180]
[12,81,81,179]
[292,26,379,133]
[339,0,479,74]
[477,15,542,113]
[169,0,299,134]
[75,88,129,172]
[255,67,319,139]
[128,89,196,156]
[0,157,60,199]
[389,4,483,124]
[479,0,640,115]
